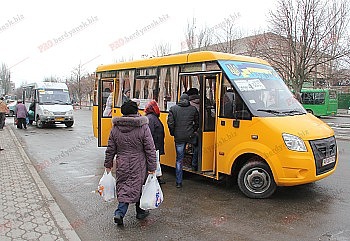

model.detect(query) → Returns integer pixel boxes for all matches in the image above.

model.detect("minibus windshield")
[38,89,71,105]
[219,60,306,116]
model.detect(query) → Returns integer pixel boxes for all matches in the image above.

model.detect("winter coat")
[167,98,199,144]
[0,100,9,113]
[15,103,27,118]
[146,113,165,155]
[104,114,156,203]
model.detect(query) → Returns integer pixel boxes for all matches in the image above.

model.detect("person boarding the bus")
[186,88,200,171]
[144,100,166,184]
[167,93,199,188]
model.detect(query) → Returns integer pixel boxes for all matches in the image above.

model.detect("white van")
[23,82,74,128]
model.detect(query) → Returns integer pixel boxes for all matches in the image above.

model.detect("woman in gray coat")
[104,100,157,225]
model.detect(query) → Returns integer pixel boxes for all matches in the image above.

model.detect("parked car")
[6,100,17,117]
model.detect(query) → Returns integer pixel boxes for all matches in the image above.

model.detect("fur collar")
[112,115,149,127]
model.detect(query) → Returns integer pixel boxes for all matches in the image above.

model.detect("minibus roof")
[96,51,270,72]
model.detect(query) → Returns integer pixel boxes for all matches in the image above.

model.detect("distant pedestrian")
[167,94,199,188]
[0,97,9,129]
[144,100,166,184]
[15,100,28,129]
[104,100,156,226]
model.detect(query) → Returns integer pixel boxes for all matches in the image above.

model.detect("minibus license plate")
[322,156,335,166]
[55,117,64,121]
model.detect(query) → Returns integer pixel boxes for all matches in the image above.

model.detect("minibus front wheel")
[238,160,276,199]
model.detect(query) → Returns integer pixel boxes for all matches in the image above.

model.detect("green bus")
[301,88,338,117]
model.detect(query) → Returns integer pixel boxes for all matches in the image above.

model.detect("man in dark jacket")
[167,94,199,188]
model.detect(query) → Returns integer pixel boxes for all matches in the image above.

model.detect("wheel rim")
[244,168,271,194]
[37,119,42,128]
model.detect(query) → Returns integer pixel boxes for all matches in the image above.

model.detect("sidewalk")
[0,124,81,241]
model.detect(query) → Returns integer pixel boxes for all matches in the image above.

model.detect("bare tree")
[152,42,171,57]
[0,63,11,95]
[185,17,197,52]
[68,63,86,108]
[184,17,213,52]
[212,14,241,53]
[252,0,350,93]
[80,73,95,108]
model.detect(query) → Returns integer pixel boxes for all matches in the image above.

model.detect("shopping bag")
[97,170,116,202]
[155,150,162,177]
[140,173,163,210]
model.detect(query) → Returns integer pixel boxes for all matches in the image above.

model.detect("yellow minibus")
[92,51,337,198]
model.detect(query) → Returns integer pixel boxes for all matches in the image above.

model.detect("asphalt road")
[10,110,350,241]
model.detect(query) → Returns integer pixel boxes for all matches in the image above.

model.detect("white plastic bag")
[97,170,116,202]
[155,150,162,177]
[140,173,163,210]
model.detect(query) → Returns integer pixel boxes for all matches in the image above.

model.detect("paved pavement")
[0,124,81,241]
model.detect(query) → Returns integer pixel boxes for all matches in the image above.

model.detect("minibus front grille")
[53,112,66,115]
[309,136,337,175]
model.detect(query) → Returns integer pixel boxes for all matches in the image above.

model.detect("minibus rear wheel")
[238,160,276,199]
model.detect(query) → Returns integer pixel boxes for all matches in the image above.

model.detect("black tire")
[238,160,276,199]
[29,120,33,125]
[65,121,74,127]
[36,118,44,128]
[9,110,14,117]
[306,109,313,114]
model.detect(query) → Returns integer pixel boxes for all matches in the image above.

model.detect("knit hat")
[121,100,138,115]
[187,88,199,96]
[124,88,130,94]
[144,100,160,117]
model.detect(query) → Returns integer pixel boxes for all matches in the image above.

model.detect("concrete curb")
[8,126,81,241]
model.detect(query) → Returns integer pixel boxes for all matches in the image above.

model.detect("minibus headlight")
[65,110,73,116]
[43,109,54,116]
[282,133,307,152]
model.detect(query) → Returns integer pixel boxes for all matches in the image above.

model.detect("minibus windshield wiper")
[282,110,305,115]
[256,109,283,115]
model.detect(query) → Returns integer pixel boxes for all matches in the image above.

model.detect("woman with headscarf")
[104,100,156,226]
[144,100,165,184]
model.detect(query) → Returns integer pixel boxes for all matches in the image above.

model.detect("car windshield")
[219,60,306,116]
[38,89,71,104]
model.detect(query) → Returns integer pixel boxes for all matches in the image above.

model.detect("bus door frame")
[97,79,114,147]
[178,71,221,174]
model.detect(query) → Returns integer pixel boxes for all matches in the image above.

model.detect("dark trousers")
[114,201,145,217]
[17,118,27,129]
[0,113,5,129]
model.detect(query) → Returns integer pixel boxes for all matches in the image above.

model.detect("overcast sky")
[0,0,277,87]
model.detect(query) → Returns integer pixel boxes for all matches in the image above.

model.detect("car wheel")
[238,159,276,199]
[36,119,44,128]
[65,121,74,127]
[9,110,14,117]
[306,109,313,114]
